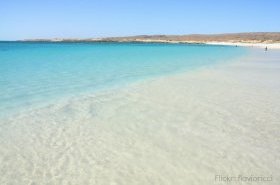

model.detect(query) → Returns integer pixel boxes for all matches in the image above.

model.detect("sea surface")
[1,43,279,185]
[0,42,246,116]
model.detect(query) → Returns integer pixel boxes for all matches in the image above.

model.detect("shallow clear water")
[0,42,247,116]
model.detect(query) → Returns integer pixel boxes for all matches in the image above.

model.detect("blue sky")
[0,0,279,40]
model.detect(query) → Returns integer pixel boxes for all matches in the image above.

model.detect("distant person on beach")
[265,47,268,51]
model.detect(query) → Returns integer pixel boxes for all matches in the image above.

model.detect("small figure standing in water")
[265,46,268,51]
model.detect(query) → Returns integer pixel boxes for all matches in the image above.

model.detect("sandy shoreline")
[0,49,280,184]
[205,42,280,49]
[132,40,280,49]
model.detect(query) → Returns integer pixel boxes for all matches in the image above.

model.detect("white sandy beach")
[0,48,280,185]
[206,42,280,49]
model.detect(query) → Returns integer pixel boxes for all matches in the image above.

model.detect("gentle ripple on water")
[0,42,247,116]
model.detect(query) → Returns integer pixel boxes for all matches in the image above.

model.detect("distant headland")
[21,32,280,49]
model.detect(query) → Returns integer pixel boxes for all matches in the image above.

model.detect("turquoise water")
[0,42,247,116]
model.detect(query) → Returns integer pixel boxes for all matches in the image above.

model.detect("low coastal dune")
[24,32,280,49]
[0,49,280,184]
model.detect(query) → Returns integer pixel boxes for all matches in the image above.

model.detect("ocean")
[0,42,246,116]
[1,43,279,185]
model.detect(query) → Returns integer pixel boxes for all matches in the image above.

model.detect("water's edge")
[0,43,248,118]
